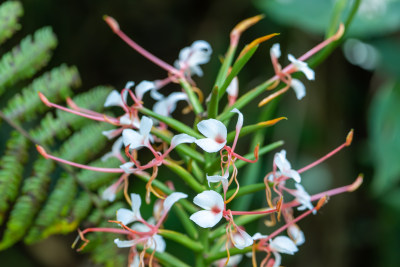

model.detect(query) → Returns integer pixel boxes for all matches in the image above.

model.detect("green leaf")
[0,1,23,44]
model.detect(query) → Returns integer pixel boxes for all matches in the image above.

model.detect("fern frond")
[24,174,77,244]
[0,131,29,225]
[30,86,112,144]
[77,158,120,190]
[0,26,57,95]
[3,65,81,121]
[0,158,53,250]
[0,1,23,45]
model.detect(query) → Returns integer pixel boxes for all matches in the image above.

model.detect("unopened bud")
[258,117,287,127]
[38,92,51,107]
[103,15,120,33]
[345,129,354,146]
[348,174,363,192]
[36,145,48,159]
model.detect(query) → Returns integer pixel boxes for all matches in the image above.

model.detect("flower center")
[215,135,225,144]
[211,206,221,214]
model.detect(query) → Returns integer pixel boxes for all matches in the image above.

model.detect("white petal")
[104,90,125,108]
[171,134,196,148]
[197,119,227,140]
[116,208,136,225]
[206,172,229,186]
[163,192,188,213]
[270,236,298,255]
[232,228,253,249]
[288,54,315,80]
[130,254,140,267]
[252,232,268,240]
[135,80,155,100]
[195,138,226,153]
[291,79,306,100]
[125,81,135,90]
[272,251,281,267]
[271,43,281,58]
[122,129,144,150]
[101,186,116,202]
[193,190,224,211]
[288,225,305,246]
[150,88,164,101]
[153,98,169,117]
[294,183,313,211]
[226,77,239,97]
[102,129,120,140]
[287,169,301,183]
[114,238,137,248]
[131,222,151,232]
[190,210,222,228]
[151,234,166,252]
[139,116,153,136]
[274,150,291,173]
[120,162,136,174]
[231,108,243,130]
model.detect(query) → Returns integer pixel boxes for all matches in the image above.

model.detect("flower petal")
[271,43,281,58]
[232,228,253,249]
[190,210,222,228]
[206,172,229,187]
[135,80,156,100]
[231,108,243,130]
[171,134,196,148]
[288,54,315,80]
[114,238,137,248]
[163,192,188,213]
[226,77,239,97]
[102,129,121,140]
[288,225,305,246]
[197,119,227,140]
[139,116,153,137]
[122,129,144,150]
[150,234,166,252]
[274,150,291,172]
[270,236,298,255]
[119,162,136,174]
[101,185,117,202]
[104,90,125,108]
[193,190,224,211]
[116,208,136,225]
[195,138,226,153]
[252,232,268,240]
[291,78,306,100]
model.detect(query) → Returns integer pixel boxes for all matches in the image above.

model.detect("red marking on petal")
[215,135,225,144]
[211,206,221,214]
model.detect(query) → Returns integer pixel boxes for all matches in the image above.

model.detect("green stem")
[172,204,198,239]
[207,86,219,119]
[158,229,203,252]
[136,244,192,267]
[206,246,253,264]
[163,159,205,193]
[180,79,204,115]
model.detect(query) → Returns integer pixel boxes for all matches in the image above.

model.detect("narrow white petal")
[291,79,306,100]
[232,228,253,249]
[272,251,282,267]
[197,119,227,140]
[226,77,239,97]
[150,88,164,101]
[171,134,196,148]
[102,129,120,140]
[139,116,153,137]
[286,169,301,183]
[270,236,298,255]
[271,43,281,58]
[101,186,116,202]
[125,81,135,90]
[104,90,124,107]
[151,234,166,252]
[206,172,229,186]
[288,225,305,246]
[193,190,224,211]
[163,192,188,213]
[130,254,140,267]
[120,162,136,174]
[195,138,226,153]
[153,99,169,117]
[288,54,315,80]
[130,193,142,220]
[231,108,243,130]
[114,238,136,248]
[274,150,291,172]
[122,129,143,150]
[116,208,136,225]
[135,80,155,100]
[252,232,268,240]
[190,210,222,228]
[112,137,124,154]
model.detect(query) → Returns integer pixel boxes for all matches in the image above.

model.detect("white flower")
[153,92,187,117]
[190,190,224,228]
[271,43,281,58]
[122,116,153,150]
[102,129,122,140]
[119,113,140,128]
[252,232,268,241]
[232,227,253,249]
[119,162,136,174]
[104,86,130,108]
[170,133,196,148]
[101,137,123,162]
[288,224,305,246]
[273,150,301,183]
[269,236,298,267]
[162,192,188,213]
[116,193,143,225]
[293,183,315,213]
[131,223,166,253]
[288,54,315,80]
[135,80,156,101]
[175,40,212,77]
[101,185,117,202]
[195,119,227,153]
[206,171,229,189]
[291,78,306,100]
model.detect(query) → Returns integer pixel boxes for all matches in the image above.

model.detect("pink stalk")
[36,145,124,173]
[66,97,107,117]
[39,92,119,124]
[228,207,277,216]
[81,227,130,235]
[104,16,181,76]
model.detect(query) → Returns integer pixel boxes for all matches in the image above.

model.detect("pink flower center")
[215,135,225,144]
[211,206,221,214]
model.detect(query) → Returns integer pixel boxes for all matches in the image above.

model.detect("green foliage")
[0,1,23,44]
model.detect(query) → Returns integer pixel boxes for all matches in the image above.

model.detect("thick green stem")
[180,79,204,115]
[158,229,203,252]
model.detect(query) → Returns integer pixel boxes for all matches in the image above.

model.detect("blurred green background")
[1,0,400,266]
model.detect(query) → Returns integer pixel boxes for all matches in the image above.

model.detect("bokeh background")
[1,0,400,266]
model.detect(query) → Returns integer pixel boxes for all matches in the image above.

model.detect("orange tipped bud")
[276,196,283,221]
[333,23,345,41]
[103,15,120,33]
[231,14,265,38]
[254,144,260,161]
[36,145,48,159]
[38,92,51,107]
[316,196,329,210]
[345,129,354,146]
[258,117,287,127]
[348,174,363,192]
[238,33,279,59]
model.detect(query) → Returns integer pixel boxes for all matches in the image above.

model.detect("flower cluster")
[37,15,359,267]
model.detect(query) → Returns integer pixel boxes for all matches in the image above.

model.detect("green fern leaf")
[77,157,120,190]
[0,158,53,250]
[0,1,23,45]
[3,65,81,121]
[0,131,29,225]
[0,26,57,95]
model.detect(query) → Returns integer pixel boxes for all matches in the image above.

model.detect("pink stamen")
[228,207,277,216]
[104,16,181,76]
[36,145,124,173]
